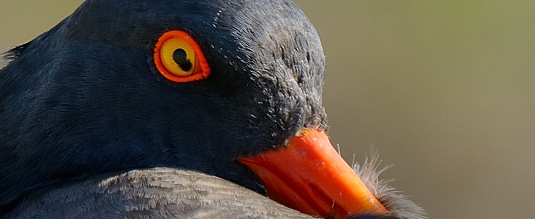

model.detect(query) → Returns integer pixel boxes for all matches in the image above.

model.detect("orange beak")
[239,129,388,219]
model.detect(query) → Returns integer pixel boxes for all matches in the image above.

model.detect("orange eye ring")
[154,30,210,83]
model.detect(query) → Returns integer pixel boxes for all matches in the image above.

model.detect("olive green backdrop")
[2,1,534,218]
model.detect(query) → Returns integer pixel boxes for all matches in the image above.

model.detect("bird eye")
[154,30,210,83]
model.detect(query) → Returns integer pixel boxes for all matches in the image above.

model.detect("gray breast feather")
[6,168,312,219]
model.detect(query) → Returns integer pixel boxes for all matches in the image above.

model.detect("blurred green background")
[1,1,534,218]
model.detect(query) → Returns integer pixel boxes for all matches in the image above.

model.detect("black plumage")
[0,0,424,218]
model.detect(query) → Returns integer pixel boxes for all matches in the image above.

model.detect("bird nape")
[0,0,425,219]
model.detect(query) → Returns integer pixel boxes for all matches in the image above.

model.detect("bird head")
[1,0,390,218]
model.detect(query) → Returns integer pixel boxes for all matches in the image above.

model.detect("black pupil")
[173,49,193,72]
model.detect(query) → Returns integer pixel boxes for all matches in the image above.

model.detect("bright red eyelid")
[154,30,211,83]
